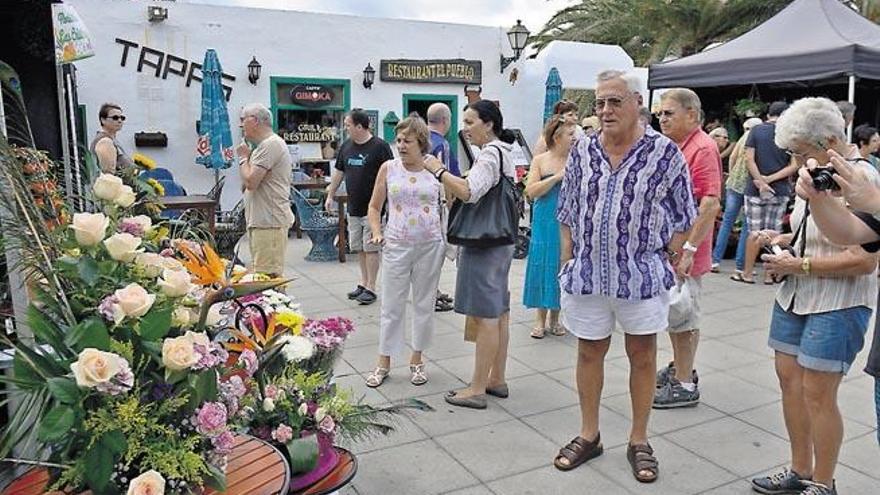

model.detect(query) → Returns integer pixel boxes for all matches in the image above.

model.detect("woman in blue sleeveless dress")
[523,117,576,338]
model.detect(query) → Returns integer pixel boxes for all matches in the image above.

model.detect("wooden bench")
[1,435,289,495]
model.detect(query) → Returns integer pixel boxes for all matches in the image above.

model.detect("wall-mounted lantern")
[363,63,376,89]
[500,20,530,73]
[147,5,168,22]
[247,57,261,85]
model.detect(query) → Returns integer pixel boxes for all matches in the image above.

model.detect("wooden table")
[1,435,289,495]
[160,194,218,235]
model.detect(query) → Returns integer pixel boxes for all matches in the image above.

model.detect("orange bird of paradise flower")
[178,243,226,286]
[225,312,288,353]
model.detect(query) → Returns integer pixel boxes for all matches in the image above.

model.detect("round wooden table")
[1,435,289,495]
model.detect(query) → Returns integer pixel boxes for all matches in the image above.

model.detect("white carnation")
[278,335,315,362]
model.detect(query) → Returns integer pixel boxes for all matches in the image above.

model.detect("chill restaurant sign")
[290,84,335,107]
[380,59,482,84]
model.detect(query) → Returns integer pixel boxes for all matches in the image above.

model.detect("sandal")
[627,442,659,483]
[365,367,390,388]
[437,292,453,303]
[730,272,755,284]
[435,299,454,312]
[530,327,546,339]
[410,363,428,386]
[553,433,603,471]
[549,324,566,337]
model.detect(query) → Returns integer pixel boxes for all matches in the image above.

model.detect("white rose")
[279,335,315,362]
[161,334,198,371]
[160,256,185,272]
[70,212,110,247]
[125,215,153,234]
[298,403,308,416]
[135,253,166,278]
[262,397,276,412]
[103,233,142,262]
[71,348,122,388]
[314,407,327,422]
[126,469,165,495]
[114,185,137,208]
[93,173,124,201]
[158,269,192,297]
[114,283,156,319]
[171,307,193,327]
[183,330,210,348]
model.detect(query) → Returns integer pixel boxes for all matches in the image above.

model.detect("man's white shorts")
[560,291,670,341]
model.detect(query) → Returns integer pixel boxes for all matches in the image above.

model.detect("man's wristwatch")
[801,257,811,275]
[682,241,698,253]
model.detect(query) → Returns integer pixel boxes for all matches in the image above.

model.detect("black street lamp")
[247,56,261,85]
[363,63,376,89]
[500,20,530,73]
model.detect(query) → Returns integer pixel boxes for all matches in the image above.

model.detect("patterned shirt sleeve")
[665,145,698,233]
[465,146,502,203]
[556,140,582,227]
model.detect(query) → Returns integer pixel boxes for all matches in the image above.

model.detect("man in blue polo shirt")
[427,102,457,311]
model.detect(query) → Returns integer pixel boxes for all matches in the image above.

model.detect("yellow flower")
[132,152,157,170]
[276,310,305,335]
[146,178,165,196]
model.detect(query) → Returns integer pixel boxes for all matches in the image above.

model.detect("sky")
[180,0,574,31]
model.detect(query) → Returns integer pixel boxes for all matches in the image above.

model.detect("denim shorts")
[768,302,871,374]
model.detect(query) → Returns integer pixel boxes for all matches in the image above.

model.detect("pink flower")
[195,402,228,435]
[160,248,175,257]
[271,424,294,444]
[238,349,258,376]
[318,415,336,435]
[265,385,278,400]
[212,429,235,454]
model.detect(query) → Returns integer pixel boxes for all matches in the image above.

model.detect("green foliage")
[287,435,319,474]
[533,0,793,65]
[65,318,112,352]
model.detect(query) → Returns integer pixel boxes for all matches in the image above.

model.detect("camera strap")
[790,202,810,258]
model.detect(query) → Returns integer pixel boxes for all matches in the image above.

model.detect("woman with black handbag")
[423,100,518,409]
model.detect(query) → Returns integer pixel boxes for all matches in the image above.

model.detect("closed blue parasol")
[196,49,234,172]
[543,67,563,123]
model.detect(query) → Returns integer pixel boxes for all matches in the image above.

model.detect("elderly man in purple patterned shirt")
[551,70,697,483]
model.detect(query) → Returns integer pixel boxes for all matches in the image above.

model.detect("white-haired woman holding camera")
[749,97,878,495]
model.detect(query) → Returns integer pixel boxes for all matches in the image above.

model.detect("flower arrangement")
[11,146,67,230]
[0,172,285,494]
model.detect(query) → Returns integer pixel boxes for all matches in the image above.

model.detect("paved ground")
[281,238,879,495]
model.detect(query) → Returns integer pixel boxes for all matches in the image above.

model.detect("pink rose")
[265,385,278,400]
[271,423,294,444]
[196,402,227,435]
[212,429,235,454]
[238,349,258,376]
[318,415,336,435]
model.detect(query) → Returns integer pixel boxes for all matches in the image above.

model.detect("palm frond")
[335,398,434,443]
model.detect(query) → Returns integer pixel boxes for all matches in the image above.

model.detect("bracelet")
[682,241,698,253]
[435,169,446,182]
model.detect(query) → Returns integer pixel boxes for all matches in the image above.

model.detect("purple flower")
[150,382,175,401]
[238,349,258,376]
[212,429,236,454]
[195,402,228,435]
[95,361,134,396]
[265,385,278,400]
[192,342,229,370]
[271,424,294,443]
[318,415,336,435]
[98,295,121,323]
[160,248,175,257]
[117,219,145,237]
[252,425,272,441]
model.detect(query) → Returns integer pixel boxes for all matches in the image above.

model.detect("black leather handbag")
[447,145,521,248]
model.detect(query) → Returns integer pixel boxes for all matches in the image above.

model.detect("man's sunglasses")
[106,115,126,122]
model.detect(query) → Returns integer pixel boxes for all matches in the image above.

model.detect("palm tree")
[532,0,792,65]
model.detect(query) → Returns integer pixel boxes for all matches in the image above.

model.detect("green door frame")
[402,93,458,156]
[269,76,351,134]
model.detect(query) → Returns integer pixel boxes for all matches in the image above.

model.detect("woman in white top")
[423,100,516,410]
[363,117,446,388]
[749,97,878,495]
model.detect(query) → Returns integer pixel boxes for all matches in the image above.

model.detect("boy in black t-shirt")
[325,109,394,305]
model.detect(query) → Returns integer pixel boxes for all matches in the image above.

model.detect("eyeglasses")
[106,115,126,122]
[655,110,677,119]
[594,94,633,111]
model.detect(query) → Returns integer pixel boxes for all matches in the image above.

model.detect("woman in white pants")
[364,116,446,387]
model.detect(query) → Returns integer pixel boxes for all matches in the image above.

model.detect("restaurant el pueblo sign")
[380,59,482,84]
[290,84,336,108]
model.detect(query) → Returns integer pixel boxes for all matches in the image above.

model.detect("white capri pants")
[379,240,447,357]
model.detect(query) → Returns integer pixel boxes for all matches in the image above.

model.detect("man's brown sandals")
[553,433,603,471]
[627,443,659,483]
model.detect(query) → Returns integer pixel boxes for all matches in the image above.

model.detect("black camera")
[809,166,840,191]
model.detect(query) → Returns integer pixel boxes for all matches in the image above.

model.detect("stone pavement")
[279,239,879,495]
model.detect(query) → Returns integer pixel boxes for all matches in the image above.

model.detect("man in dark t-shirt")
[325,109,394,305]
[741,101,799,283]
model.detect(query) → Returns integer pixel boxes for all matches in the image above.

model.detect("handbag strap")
[489,144,505,185]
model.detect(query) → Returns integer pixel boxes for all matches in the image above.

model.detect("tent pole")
[847,74,855,141]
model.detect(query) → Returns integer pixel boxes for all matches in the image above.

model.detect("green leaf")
[46,377,81,404]
[64,318,111,352]
[101,430,127,454]
[165,369,188,384]
[77,256,100,286]
[12,352,42,390]
[83,442,113,492]
[37,405,75,441]
[26,306,67,351]
[203,462,227,492]
[188,369,219,409]
[139,305,173,341]
[287,435,319,474]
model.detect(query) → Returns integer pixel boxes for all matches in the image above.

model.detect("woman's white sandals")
[365,367,390,388]
[410,363,428,386]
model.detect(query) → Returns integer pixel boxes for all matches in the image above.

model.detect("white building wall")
[69,0,635,209]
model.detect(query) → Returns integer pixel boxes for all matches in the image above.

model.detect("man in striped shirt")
[552,70,697,482]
